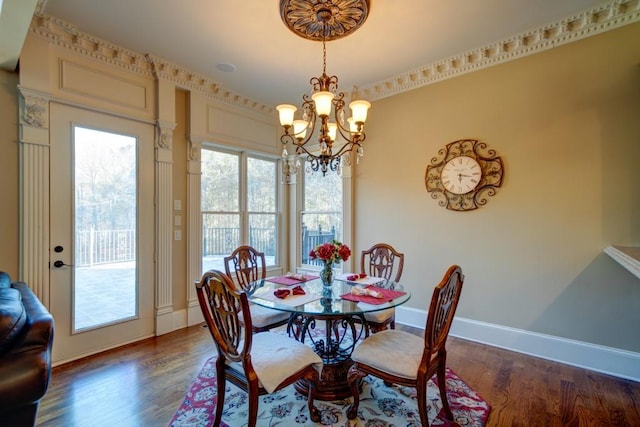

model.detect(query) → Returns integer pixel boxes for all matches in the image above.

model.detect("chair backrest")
[360,243,405,282]
[195,270,252,362]
[424,265,464,353]
[224,245,267,291]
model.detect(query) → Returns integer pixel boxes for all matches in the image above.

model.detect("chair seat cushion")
[232,332,322,393]
[357,302,394,323]
[364,308,395,323]
[352,330,422,379]
[243,303,290,328]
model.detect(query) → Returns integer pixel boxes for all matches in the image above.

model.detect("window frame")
[293,161,354,273]
[200,145,282,272]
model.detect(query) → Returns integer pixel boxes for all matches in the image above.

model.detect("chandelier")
[277,0,371,176]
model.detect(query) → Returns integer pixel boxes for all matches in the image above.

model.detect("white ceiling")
[11,1,612,107]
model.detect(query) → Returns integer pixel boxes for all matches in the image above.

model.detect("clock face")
[441,156,482,194]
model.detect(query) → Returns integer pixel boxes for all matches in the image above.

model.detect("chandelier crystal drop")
[278,0,371,176]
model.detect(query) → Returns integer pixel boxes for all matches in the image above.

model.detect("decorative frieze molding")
[156,120,176,151]
[22,98,47,127]
[31,14,154,78]
[146,55,272,113]
[188,136,203,162]
[29,12,271,114]
[18,87,50,131]
[359,0,640,101]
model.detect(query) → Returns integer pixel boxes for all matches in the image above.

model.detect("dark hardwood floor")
[36,324,640,426]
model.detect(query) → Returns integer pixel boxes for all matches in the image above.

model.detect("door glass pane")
[248,157,277,266]
[301,167,343,266]
[201,150,240,272]
[74,126,137,331]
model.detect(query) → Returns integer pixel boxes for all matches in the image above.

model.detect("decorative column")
[186,136,203,325]
[286,158,299,271]
[154,120,176,335]
[341,162,355,272]
[17,86,51,306]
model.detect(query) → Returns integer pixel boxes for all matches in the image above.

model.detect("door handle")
[53,260,73,268]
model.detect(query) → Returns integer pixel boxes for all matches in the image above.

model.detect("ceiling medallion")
[279,0,371,42]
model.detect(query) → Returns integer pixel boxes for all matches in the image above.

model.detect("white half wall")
[396,306,640,383]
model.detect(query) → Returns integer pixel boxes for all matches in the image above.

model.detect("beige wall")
[355,23,640,352]
[0,69,20,278]
[172,89,188,309]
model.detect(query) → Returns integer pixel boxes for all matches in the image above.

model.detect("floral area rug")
[168,356,490,427]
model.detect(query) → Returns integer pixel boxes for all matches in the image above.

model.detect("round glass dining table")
[247,275,411,400]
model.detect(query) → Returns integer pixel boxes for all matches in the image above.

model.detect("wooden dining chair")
[346,265,464,426]
[224,245,290,332]
[360,242,405,332]
[196,270,322,427]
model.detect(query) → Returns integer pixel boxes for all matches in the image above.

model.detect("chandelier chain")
[322,27,327,76]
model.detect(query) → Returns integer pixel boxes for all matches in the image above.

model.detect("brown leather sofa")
[0,272,54,426]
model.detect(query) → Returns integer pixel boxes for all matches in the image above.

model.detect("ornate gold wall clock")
[425,139,504,211]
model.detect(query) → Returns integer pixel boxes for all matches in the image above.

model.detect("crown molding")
[29,0,640,111]
[359,0,640,102]
[30,14,155,77]
[29,12,273,114]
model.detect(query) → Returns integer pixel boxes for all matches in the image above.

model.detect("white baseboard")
[395,306,640,382]
[172,308,189,330]
[186,304,204,327]
[166,307,204,332]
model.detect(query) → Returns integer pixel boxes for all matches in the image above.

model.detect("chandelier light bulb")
[347,117,359,134]
[312,91,334,116]
[349,100,371,124]
[276,104,297,127]
[327,123,337,142]
[293,119,308,140]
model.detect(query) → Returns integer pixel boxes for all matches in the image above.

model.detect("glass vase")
[320,262,334,287]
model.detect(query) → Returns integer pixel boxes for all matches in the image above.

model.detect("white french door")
[49,104,155,364]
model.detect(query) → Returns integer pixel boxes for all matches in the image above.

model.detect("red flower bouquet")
[309,240,351,286]
[309,240,351,265]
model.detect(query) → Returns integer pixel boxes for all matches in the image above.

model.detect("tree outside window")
[301,167,343,267]
[201,149,278,272]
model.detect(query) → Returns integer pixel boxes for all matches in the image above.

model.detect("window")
[301,167,343,267]
[201,148,278,272]
[247,157,278,264]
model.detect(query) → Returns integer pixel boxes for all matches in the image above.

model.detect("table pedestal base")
[288,311,367,401]
[295,360,358,401]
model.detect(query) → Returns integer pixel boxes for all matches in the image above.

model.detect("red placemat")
[266,275,318,286]
[341,285,406,305]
